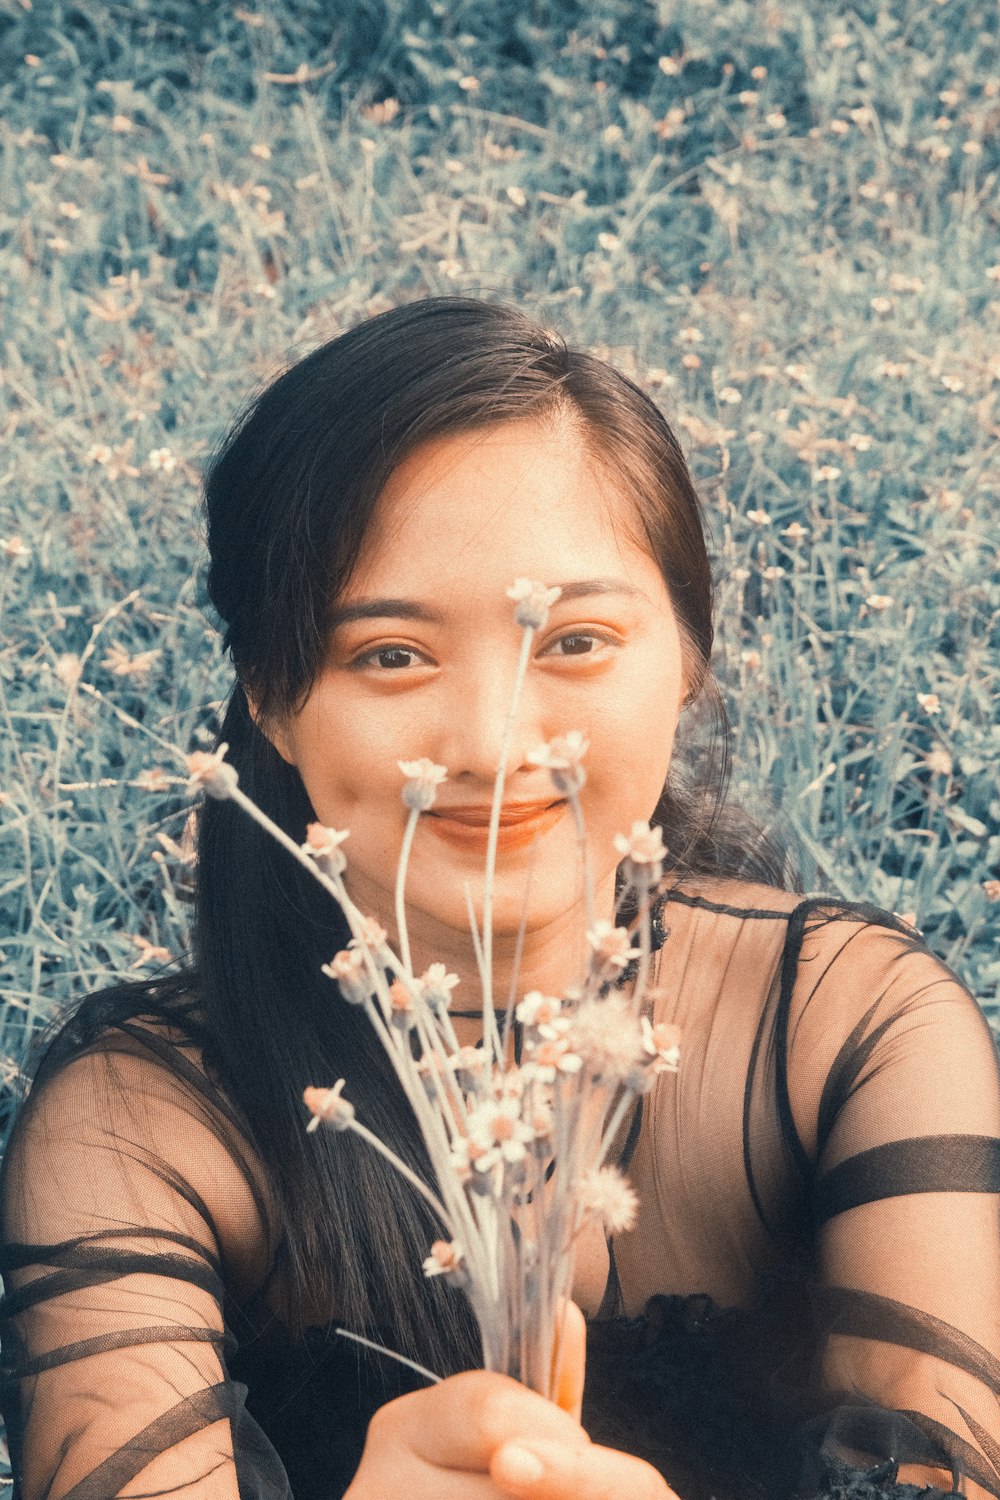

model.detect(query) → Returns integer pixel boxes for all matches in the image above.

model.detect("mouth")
[425,800,567,852]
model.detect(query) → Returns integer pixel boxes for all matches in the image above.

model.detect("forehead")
[344,415,655,598]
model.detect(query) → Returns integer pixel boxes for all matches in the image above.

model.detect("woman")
[1,298,998,1500]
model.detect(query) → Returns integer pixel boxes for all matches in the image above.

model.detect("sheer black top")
[2,879,999,1499]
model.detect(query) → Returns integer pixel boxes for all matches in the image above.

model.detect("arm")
[789,918,1000,1497]
[0,1042,288,1499]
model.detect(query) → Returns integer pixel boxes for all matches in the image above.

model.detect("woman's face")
[269,413,689,959]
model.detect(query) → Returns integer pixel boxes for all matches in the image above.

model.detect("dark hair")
[197,297,791,1362]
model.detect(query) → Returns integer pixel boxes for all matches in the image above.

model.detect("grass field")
[1,0,998,1161]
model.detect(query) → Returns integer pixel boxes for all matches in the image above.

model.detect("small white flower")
[515,990,564,1038]
[925,748,953,778]
[527,730,589,795]
[349,916,389,954]
[507,578,562,630]
[301,822,350,874]
[640,1017,681,1075]
[1,535,31,566]
[864,593,894,612]
[388,978,419,1029]
[423,1239,467,1284]
[746,508,772,526]
[587,920,640,970]
[916,692,942,716]
[578,1166,638,1235]
[781,522,808,543]
[569,996,645,1082]
[321,948,370,1005]
[186,745,238,799]
[147,447,177,473]
[614,820,667,874]
[419,963,459,1012]
[465,1098,537,1171]
[303,1079,355,1133]
[398,757,448,811]
[520,1034,583,1085]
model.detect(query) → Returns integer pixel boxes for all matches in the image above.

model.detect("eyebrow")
[329,578,645,628]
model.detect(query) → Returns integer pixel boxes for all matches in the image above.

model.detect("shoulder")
[3,977,276,1299]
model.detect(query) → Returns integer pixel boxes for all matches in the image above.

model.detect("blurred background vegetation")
[0,0,998,1201]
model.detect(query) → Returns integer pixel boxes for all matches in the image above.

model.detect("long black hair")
[27,299,791,1373]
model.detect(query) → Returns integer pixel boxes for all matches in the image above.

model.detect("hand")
[346,1304,675,1500]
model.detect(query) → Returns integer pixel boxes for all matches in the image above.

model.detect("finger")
[398,1371,585,1472]
[490,1437,675,1500]
[552,1301,586,1422]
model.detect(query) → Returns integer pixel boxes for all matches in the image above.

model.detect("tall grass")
[0,0,997,1147]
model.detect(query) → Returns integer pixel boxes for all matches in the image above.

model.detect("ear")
[244,684,297,767]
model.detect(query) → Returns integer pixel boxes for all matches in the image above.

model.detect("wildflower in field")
[765,111,787,130]
[86,444,113,466]
[507,578,562,630]
[186,745,239,799]
[762,565,785,582]
[925,749,953,778]
[940,375,965,393]
[46,236,70,253]
[962,141,983,157]
[363,98,400,125]
[813,466,841,483]
[740,649,762,672]
[2,536,30,565]
[53,654,82,688]
[458,75,480,92]
[527,731,588,795]
[578,1166,638,1234]
[718,387,742,404]
[829,119,850,136]
[251,142,272,159]
[398,758,448,811]
[848,433,873,451]
[681,353,701,370]
[676,327,703,345]
[147,448,177,472]
[321,948,369,1005]
[864,594,894,612]
[135,767,173,792]
[781,522,808,543]
[302,822,350,874]
[658,56,681,75]
[59,201,81,219]
[304,1080,355,1133]
[983,881,1000,902]
[101,644,161,681]
[129,935,171,966]
[506,185,527,207]
[746,508,771,527]
[987,266,1000,283]
[738,91,758,106]
[830,32,852,48]
[917,693,942,716]
[422,1240,467,1284]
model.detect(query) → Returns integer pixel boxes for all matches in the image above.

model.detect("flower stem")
[395,806,420,974]
[482,626,534,1026]
[335,1328,442,1385]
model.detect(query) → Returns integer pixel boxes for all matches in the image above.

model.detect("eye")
[352,645,426,671]
[542,632,607,658]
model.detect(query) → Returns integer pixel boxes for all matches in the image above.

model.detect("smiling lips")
[426,800,567,853]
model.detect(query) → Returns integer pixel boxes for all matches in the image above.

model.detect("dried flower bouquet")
[186,580,680,1400]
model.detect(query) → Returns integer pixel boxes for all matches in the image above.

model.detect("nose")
[435,659,544,787]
